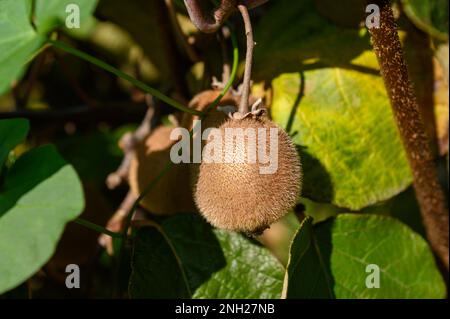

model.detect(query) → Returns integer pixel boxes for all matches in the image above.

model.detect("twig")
[242,0,269,9]
[367,0,449,270]
[0,104,146,124]
[106,96,156,189]
[237,4,254,114]
[99,191,137,256]
[112,162,173,297]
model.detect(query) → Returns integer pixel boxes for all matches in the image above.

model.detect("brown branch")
[367,0,449,270]
[242,0,269,9]
[106,95,155,189]
[237,4,254,114]
[184,0,237,33]
[183,0,267,33]
[98,191,137,256]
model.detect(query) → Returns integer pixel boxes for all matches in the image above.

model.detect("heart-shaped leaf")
[129,214,284,299]
[0,0,98,94]
[254,0,412,210]
[0,145,84,294]
[271,70,412,210]
[0,0,44,94]
[34,0,98,35]
[284,215,446,299]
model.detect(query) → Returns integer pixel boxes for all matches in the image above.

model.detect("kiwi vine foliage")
[0,0,448,299]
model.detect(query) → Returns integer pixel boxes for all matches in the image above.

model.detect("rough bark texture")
[367,0,449,270]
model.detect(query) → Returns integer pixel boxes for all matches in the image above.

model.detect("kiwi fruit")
[184,89,237,183]
[128,125,196,215]
[128,90,236,215]
[193,116,302,234]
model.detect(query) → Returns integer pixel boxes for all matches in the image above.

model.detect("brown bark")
[367,0,448,270]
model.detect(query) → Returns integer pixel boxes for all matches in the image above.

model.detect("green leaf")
[0,0,44,94]
[0,145,84,294]
[129,214,284,299]
[256,0,412,210]
[284,216,335,298]
[272,70,412,210]
[402,0,449,42]
[35,0,98,35]
[0,118,29,169]
[361,187,426,239]
[0,0,98,94]
[253,0,372,81]
[285,215,446,299]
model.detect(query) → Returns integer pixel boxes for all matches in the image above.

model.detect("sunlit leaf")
[284,215,446,298]
[255,0,412,209]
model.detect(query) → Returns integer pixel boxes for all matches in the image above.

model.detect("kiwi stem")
[106,98,156,190]
[367,0,449,270]
[237,4,254,115]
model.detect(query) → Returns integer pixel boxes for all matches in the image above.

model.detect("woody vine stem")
[237,4,253,114]
[367,0,449,271]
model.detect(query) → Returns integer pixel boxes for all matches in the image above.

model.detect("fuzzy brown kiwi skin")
[129,90,238,216]
[193,117,302,234]
[128,125,196,215]
[184,90,239,187]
